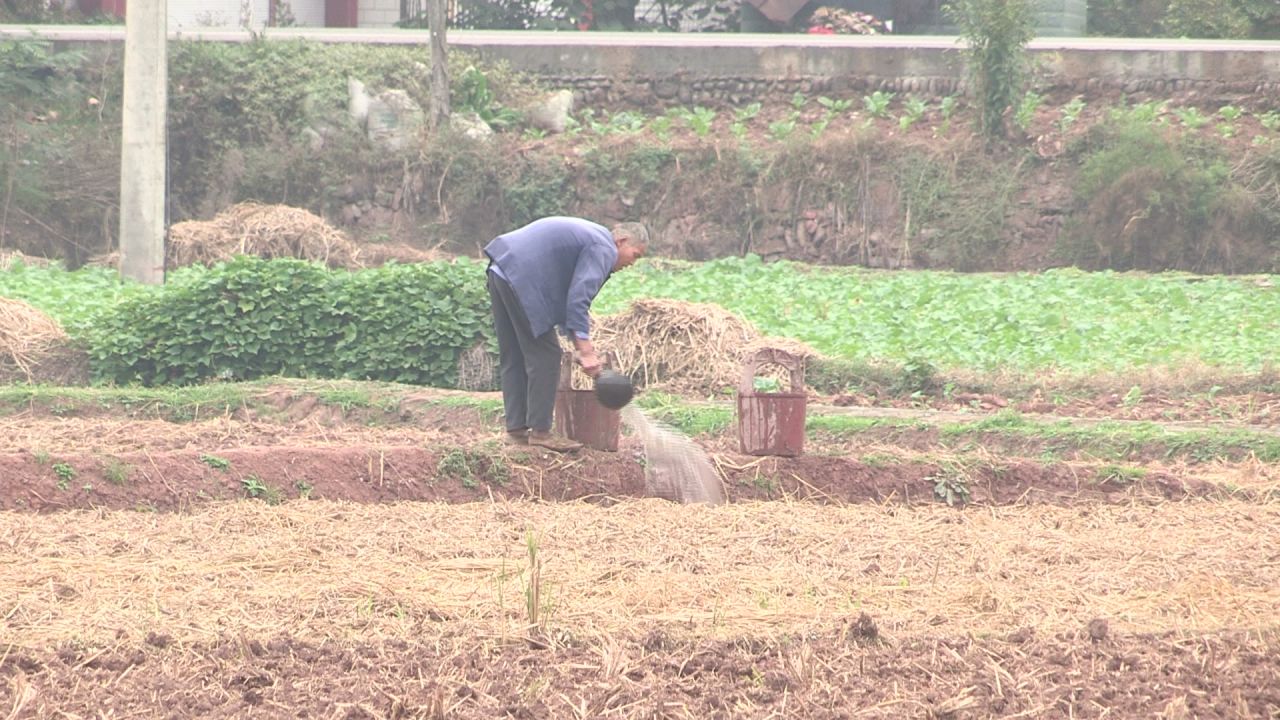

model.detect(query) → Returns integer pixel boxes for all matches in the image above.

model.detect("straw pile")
[167,202,362,269]
[0,297,84,383]
[0,250,51,270]
[592,299,821,394]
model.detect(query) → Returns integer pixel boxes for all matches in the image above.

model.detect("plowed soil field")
[2,382,1278,719]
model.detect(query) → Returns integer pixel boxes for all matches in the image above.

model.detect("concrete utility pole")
[427,0,450,129]
[118,0,168,285]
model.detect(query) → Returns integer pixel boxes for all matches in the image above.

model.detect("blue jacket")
[484,217,618,339]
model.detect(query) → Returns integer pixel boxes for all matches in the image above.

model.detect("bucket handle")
[560,349,618,391]
[739,348,805,394]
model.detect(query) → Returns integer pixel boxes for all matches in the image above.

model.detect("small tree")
[946,0,1036,139]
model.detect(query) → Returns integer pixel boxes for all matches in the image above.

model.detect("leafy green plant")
[791,91,808,111]
[735,102,763,125]
[88,257,492,388]
[53,462,76,490]
[817,96,853,114]
[862,91,895,119]
[199,453,231,471]
[1174,107,1211,129]
[577,107,606,134]
[1109,99,1167,125]
[1058,96,1086,132]
[607,110,646,134]
[899,96,928,130]
[930,466,971,506]
[240,475,282,505]
[332,260,491,385]
[935,95,959,134]
[940,95,959,121]
[88,257,342,385]
[1217,105,1245,138]
[1260,111,1280,132]
[455,64,522,130]
[648,115,673,140]
[437,448,476,487]
[946,0,1035,138]
[752,376,783,392]
[1122,385,1144,408]
[811,96,852,138]
[810,116,832,139]
[729,106,756,140]
[294,480,314,499]
[0,262,146,335]
[768,116,798,141]
[689,106,717,137]
[1014,90,1043,131]
[435,446,508,488]
[595,254,1280,374]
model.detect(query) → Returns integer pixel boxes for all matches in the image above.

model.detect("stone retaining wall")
[7,27,1279,107]
[539,73,1280,109]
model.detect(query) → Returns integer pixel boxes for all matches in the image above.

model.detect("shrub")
[502,156,574,228]
[1163,0,1253,37]
[1087,0,1280,38]
[88,257,493,387]
[166,40,533,218]
[89,257,341,385]
[332,260,491,385]
[1061,121,1277,272]
[946,0,1035,139]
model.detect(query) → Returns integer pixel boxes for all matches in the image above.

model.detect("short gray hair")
[612,222,650,250]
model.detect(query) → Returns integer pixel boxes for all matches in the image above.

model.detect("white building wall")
[167,0,269,29]
[287,0,327,27]
[166,0,326,29]
[360,0,404,27]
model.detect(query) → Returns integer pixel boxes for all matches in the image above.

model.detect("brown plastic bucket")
[736,348,806,457]
[554,351,622,452]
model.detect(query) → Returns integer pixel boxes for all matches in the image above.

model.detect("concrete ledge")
[3,25,1278,86]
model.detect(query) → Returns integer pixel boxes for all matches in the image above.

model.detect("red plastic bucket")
[736,348,807,457]
[554,351,621,452]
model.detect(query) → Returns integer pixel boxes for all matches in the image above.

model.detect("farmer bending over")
[484,217,648,452]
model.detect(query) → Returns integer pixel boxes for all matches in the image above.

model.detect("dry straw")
[592,298,820,394]
[0,297,70,381]
[166,202,362,269]
[2,499,1276,649]
[0,250,50,271]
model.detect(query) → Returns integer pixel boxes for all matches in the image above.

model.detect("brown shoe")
[505,429,530,446]
[528,431,583,453]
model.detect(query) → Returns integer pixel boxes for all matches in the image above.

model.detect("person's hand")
[573,337,603,378]
[576,350,603,378]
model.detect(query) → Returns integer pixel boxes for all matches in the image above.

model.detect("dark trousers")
[487,270,561,433]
